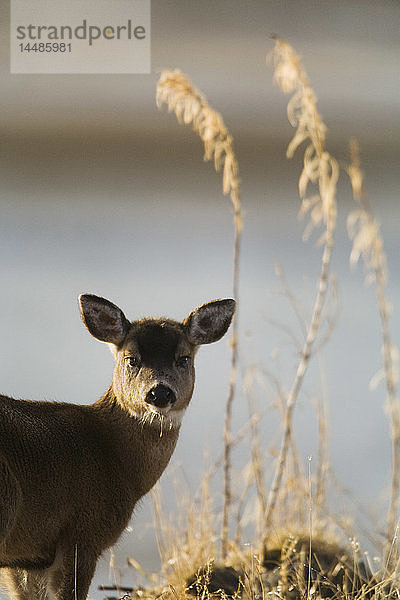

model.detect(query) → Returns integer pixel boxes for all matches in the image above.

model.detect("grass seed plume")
[156,68,242,558]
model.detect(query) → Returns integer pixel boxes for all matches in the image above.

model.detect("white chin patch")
[137,405,186,430]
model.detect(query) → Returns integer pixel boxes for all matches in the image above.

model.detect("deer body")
[0,295,235,600]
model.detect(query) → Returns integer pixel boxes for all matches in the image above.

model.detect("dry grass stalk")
[244,368,268,541]
[233,464,254,546]
[347,138,400,568]
[156,69,243,560]
[314,388,329,516]
[307,456,313,599]
[272,262,333,516]
[263,38,339,545]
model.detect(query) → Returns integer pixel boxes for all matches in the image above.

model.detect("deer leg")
[46,547,97,600]
[0,464,25,599]
[1,568,26,600]
[1,568,48,600]
[25,571,49,599]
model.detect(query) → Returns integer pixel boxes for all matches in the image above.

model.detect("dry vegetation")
[101,38,399,600]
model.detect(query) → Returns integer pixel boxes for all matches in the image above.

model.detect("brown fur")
[0,294,235,600]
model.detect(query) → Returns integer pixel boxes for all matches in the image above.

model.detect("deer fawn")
[0,294,235,600]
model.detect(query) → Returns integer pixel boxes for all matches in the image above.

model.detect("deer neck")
[92,388,180,501]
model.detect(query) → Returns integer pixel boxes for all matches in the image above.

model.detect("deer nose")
[146,384,176,408]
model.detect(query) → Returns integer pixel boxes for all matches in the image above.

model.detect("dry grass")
[156,69,243,560]
[262,37,339,546]
[115,38,399,600]
[346,139,400,568]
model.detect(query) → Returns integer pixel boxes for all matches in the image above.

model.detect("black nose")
[146,384,176,408]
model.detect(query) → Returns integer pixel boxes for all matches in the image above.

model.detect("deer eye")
[176,356,191,368]
[124,356,141,369]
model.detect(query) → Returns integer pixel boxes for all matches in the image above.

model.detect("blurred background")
[0,0,399,596]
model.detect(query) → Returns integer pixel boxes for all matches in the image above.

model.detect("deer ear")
[184,299,236,346]
[79,294,130,346]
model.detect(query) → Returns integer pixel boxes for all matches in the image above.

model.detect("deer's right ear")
[79,294,130,346]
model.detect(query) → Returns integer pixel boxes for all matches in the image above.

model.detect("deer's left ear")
[184,299,236,346]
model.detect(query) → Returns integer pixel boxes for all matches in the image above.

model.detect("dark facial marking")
[135,322,181,367]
